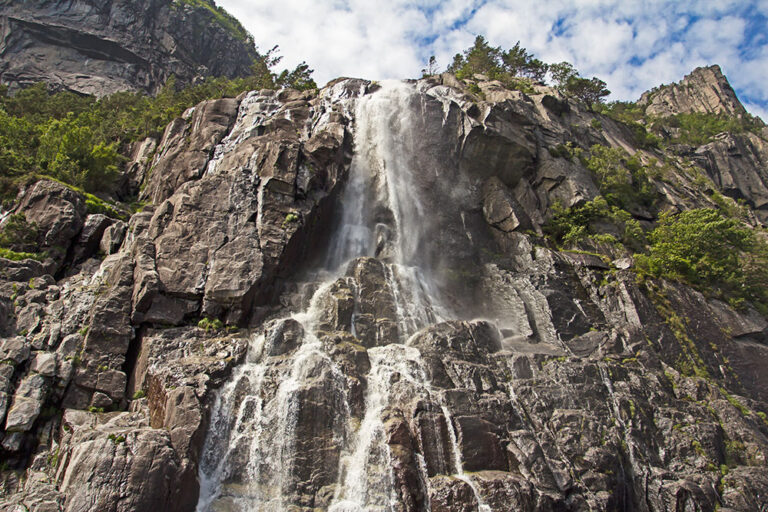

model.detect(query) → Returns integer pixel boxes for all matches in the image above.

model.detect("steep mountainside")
[1,65,768,512]
[639,65,748,118]
[0,0,259,96]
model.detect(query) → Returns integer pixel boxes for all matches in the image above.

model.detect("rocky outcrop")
[0,0,259,96]
[638,65,748,118]
[1,67,767,512]
[13,179,87,273]
[130,83,362,326]
[692,131,768,222]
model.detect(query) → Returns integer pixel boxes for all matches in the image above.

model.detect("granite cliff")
[1,62,768,512]
[0,0,259,96]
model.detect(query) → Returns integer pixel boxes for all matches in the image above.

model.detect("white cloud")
[215,0,768,115]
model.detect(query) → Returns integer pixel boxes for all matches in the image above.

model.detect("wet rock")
[347,257,399,347]
[264,318,304,356]
[454,416,508,472]
[316,278,355,333]
[428,476,478,511]
[414,409,457,477]
[142,294,199,326]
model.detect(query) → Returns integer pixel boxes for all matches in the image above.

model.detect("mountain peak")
[638,64,747,118]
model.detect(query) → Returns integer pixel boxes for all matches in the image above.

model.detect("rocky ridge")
[638,65,747,118]
[0,65,766,512]
[0,0,258,96]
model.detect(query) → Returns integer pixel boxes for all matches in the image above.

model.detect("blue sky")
[216,0,768,120]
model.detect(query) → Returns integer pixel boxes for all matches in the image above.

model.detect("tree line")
[424,36,610,108]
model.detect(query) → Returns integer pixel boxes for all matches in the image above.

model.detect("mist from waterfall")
[196,81,487,512]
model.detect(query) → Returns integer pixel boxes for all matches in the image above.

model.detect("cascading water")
[197,81,489,511]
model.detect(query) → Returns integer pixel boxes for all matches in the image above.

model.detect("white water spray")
[197,81,490,511]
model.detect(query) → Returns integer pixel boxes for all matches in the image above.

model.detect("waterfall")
[197,81,486,511]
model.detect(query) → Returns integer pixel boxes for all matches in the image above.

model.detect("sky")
[216,0,768,120]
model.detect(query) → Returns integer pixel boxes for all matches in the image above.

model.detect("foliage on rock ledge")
[0,51,316,204]
[636,209,768,310]
[444,36,609,107]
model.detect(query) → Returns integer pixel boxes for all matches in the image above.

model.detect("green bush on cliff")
[544,196,644,250]
[635,208,768,308]
[448,36,609,107]
[0,213,38,252]
[198,317,224,332]
[584,144,657,211]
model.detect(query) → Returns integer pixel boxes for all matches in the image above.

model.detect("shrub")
[198,317,224,332]
[544,196,645,250]
[635,208,768,307]
[585,145,657,210]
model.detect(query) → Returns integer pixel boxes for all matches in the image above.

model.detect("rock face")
[693,132,768,222]
[638,65,748,118]
[1,69,768,512]
[0,0,259,96]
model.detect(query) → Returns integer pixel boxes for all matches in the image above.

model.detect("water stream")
[197,81,486,511]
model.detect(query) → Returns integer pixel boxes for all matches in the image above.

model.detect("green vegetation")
[132,390,146,400]
[584,145,657,211]
[198,317,224,332]
[0,213,44,260]
[0,213,38,251]
[635,209,768,309]
[446,36,608,104]
[0,48,316,204]
[544,144,657,251]
[650,112,764,146]
[548,61,610,109]
[544,196,644,250]
[597,102,762,149]
[48,447,60,468]
[107,433,126,444]
[421,56,439,77]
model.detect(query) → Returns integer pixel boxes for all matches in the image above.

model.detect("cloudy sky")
[216,0,768,120]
